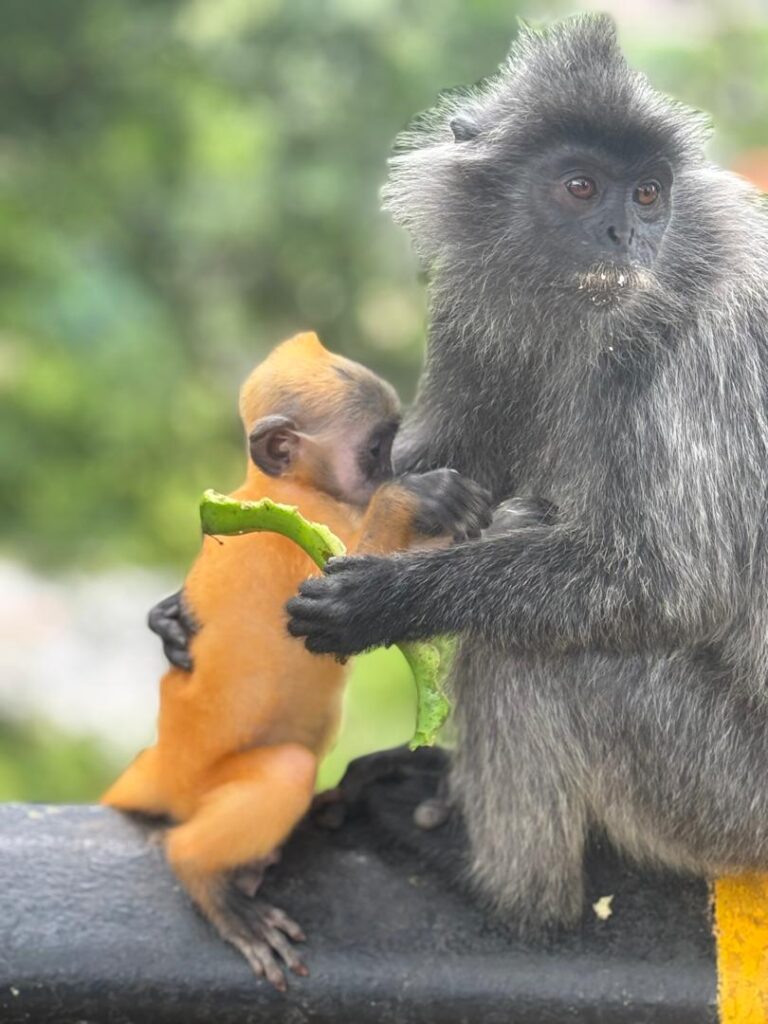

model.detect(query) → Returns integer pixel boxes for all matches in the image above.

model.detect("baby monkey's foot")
[185,870,307,990]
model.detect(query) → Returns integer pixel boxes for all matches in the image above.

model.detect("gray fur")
[381,14,768,925]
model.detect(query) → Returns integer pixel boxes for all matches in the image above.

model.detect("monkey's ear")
[248,415,300,476]
[450,116,480,142]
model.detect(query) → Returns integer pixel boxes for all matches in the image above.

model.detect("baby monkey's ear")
[249,415,300,476]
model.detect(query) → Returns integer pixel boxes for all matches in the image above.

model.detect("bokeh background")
[2,0,768,800]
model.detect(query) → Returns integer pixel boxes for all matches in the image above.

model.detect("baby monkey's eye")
[634,180,661,206]
[565,177,597,200]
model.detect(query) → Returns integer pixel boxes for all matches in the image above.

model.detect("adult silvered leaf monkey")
[288,14,768,930]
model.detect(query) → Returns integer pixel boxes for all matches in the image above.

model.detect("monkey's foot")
[314,745,450,830]
[412,770,453,831]
[183,872,307,990]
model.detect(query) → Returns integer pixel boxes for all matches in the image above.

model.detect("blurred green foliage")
[3,0,767,570]
[3,1,768,800]
[0,649,415,802]
[0,719,118,802]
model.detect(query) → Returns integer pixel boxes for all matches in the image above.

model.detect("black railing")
[0,751,716,1023]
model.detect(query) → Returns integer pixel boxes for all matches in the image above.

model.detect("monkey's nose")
[607,225,635,249]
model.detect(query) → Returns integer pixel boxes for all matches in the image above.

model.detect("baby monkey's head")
[239,332,401,507]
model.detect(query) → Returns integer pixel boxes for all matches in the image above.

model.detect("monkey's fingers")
[408,470,494,540]
[147,590,197,672]
[286,572,352,629]
[288,608,359,655]
[287,558,397,656]
[260,903,306,944]
[177,595,200,636]
[230,893,309,978]
[207,884,308,989]
[450,482,495,540]
[164,639,194,672]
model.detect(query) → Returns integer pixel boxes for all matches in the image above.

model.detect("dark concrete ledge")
[0,752,717,1023]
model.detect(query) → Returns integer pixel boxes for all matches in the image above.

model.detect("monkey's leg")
[166,743,317,990]
[591,651,768,875]
[101,747,170,816]
[451,644,590,930]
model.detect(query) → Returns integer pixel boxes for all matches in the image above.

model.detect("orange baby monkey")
[102,331,491,987]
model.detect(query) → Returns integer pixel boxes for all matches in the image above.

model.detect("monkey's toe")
[223,889,308,989]
[182,872,308,989]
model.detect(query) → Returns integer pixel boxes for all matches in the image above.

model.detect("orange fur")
[102,332,425,925]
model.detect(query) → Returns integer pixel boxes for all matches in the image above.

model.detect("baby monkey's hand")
[399,469,493,542]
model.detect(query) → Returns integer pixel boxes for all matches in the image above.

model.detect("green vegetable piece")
[199,489,453,747]
[199,489,346,569]
[400,636,456,751]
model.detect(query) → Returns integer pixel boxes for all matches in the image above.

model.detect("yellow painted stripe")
[715,874,768,1022]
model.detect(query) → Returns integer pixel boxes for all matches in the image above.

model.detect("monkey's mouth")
[575,263,649,307]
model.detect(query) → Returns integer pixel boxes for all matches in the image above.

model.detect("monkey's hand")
[400,469,493,541]
[287,555,413,656]
[147,589,199,672]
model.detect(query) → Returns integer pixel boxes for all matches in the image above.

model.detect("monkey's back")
[151,478,361,815]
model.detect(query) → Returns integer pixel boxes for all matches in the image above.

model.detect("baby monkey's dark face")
[313,362,401,508]
[327,410,399,508]
[527,144,673,303]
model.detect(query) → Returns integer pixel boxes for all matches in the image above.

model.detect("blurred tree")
[2,0,768,802]
[1,0,766,570]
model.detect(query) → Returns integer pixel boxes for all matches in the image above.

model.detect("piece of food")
[199,489,345,568]
[200,488,453,747]
[592,895,614,921]
[399,637,455,751]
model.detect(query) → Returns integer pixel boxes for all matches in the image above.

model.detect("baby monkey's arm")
[356,469,492,554]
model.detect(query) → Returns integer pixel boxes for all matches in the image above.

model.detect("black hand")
[286,556,409,657]
[400,469,493,541]
[147,590,198,671]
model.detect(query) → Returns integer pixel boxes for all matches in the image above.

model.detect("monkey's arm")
[357,470,492,552]
[287,524,733,656]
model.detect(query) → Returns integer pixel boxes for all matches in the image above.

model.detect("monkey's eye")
[634,180,661,206]
[565,177,597,200]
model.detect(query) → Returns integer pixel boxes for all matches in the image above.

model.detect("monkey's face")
[328,414,400,507]
[248,412,399,508]
[382,16,709,323]
[522,145,673,305]
[277,412,399,509]
[247,368,400,509]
